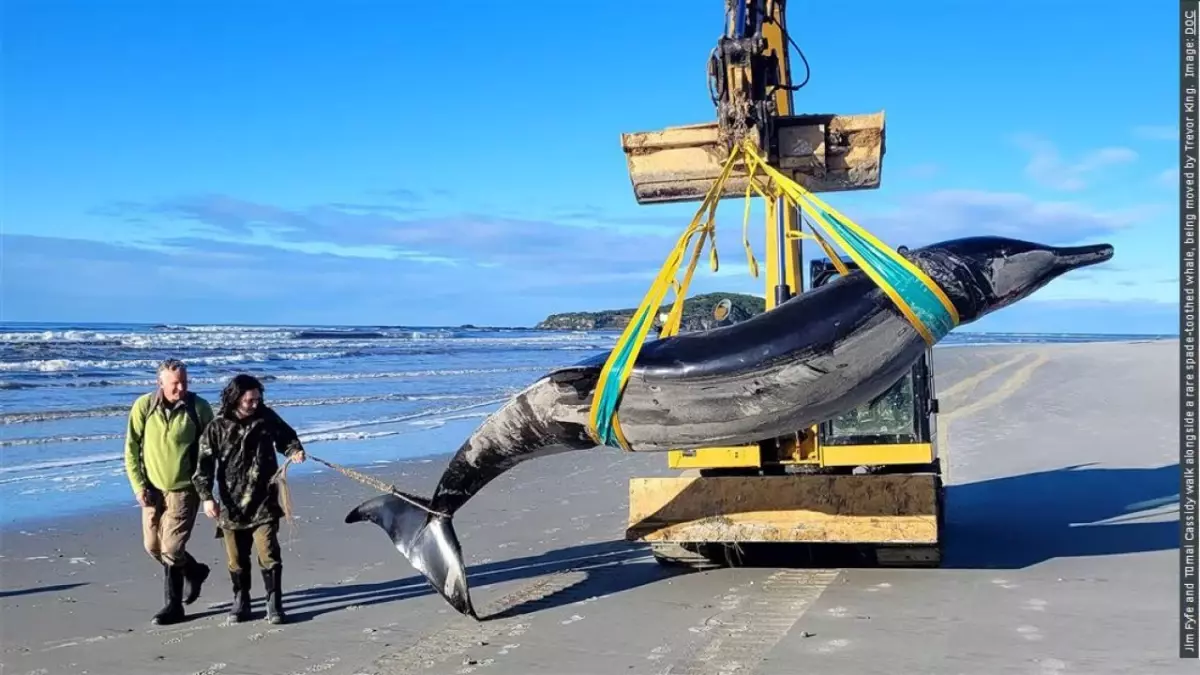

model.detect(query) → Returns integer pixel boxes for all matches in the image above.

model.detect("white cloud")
[854,189,1146,246]
[53,168,1170,326]
[1011,134,1138,191]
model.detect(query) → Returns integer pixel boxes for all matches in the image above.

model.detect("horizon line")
[0,319,1181,339]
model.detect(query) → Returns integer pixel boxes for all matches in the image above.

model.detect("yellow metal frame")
[663,0,812,473]
[618,113,886,203]
[668,446,762,470]
[668,442,936,470]
[758,0,804,310]
[627,474,941,545]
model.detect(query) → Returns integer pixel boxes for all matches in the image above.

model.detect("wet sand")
[0,340,1184,675]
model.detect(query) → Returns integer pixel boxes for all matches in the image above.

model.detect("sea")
[0,321,1175,528]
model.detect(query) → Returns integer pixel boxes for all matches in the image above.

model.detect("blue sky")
[1,0,1179,334]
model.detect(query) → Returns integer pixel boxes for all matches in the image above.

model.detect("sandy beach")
[0,340,1184,675]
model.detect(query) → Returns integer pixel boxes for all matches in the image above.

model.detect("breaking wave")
[0,350,362,374]
[0,365,549,391]
[0,392,484,425]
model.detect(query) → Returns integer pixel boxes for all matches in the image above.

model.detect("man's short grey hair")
[157,359,187,376]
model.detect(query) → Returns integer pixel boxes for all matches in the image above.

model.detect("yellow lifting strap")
[585,139,959,451]
[584,147,740,451]
[738,139,960,344]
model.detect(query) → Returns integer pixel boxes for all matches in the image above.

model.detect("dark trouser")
[221,520,282,573]
[220,520,287,623]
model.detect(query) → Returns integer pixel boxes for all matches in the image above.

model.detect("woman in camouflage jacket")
[193,373,306,624]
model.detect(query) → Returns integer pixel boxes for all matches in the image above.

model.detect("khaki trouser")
[221,520,282,573]
[142,488,200,567]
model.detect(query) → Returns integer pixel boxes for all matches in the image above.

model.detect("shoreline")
[1,318,1180,339]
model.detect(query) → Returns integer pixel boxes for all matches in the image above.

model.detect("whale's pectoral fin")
[345,493,477,620]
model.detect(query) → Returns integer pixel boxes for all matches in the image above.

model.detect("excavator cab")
[809,256,940,455]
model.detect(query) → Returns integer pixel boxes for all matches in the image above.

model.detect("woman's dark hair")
[219,373,265,417]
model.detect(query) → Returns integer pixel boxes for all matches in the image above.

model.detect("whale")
[345,235,1114,619]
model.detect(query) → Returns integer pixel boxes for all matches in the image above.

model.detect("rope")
[585,137,961,451]
[269,453,451,519]
[273,459,298,548]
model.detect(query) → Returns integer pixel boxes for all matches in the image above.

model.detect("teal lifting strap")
[816,207,957,343]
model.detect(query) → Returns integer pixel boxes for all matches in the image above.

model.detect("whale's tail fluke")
[345,493,477,619]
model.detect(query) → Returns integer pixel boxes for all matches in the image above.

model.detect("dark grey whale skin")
[345,235,1114,619]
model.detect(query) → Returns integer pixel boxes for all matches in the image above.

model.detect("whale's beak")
[1052,243,1114,272]
[949,238,1117,324]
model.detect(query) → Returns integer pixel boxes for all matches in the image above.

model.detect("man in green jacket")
[124,358,215,625]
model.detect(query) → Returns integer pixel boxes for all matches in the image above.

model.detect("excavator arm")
[621,0,886,209]
[709,0,802,148]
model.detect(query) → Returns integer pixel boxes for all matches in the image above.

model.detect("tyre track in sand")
[937,352,1029,403]
[937,350,1051,481]
[652,569,840,675]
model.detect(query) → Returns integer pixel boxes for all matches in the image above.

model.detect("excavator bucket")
[620,112,886,204]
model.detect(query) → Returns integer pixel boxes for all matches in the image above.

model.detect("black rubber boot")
[151,563,186,625]
[227,569,251,623]
[261,566,286,624]
[183,554,210,605]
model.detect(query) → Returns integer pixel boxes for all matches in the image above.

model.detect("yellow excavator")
[616,0,945,568]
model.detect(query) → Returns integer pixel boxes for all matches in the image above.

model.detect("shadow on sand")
[212,539,681,624]
[940,462,1179,569]
[208,464,1180,623]
[0,582,89,599]
[686,462,1182,570]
